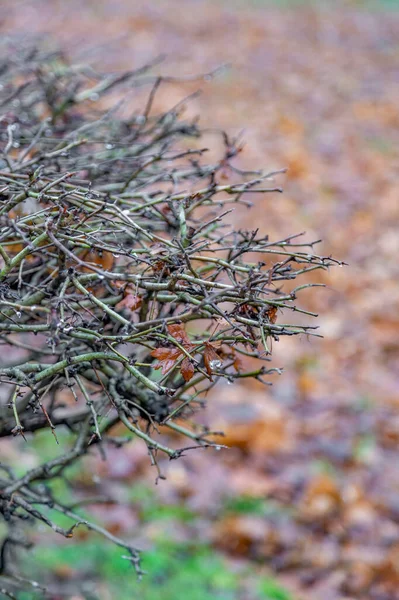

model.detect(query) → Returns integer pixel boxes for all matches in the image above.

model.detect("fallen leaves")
[299,474,341,522]
[212,399,291,454]
[115,286,142,312]
[213,514,270,557]
[80,248,115,272]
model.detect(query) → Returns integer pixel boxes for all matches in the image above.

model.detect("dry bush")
[0,40,339,593]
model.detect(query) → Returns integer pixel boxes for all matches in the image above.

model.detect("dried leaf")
[81,248,115,272]
[180,357,195,382]
[233,355,243,372]
[266,306,278,324]
[167,323,193,348]
[300,474,341,521]
[116,291,142,311]
[150,347,182,374]
[203,342,221,380]
[213,515,269,556]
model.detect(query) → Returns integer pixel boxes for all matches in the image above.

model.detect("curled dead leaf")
[203,342,221,381]
[181,357,195,382]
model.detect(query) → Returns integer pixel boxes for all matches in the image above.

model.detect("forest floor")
[2,1,399,599]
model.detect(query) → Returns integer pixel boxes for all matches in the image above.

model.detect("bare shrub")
[0,41,339,593]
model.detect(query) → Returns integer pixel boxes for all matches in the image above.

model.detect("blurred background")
[2,0,399,598]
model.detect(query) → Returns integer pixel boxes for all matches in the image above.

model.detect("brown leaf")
[81,248,115,272]
[266,306,278,324]
[213,515,269,557]
[203,342,221,380]
[299,474,341,521]
[151,347,179,361]
[180,357,195,382]
[116,291,142,311]
[152,259,170,276]
[150,347,182,374]
[167,323,193,348]
[213,411,289,454]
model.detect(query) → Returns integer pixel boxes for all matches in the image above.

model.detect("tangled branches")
[0,41,339,591]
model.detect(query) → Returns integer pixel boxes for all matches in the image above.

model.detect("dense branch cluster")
[0,41,338,591]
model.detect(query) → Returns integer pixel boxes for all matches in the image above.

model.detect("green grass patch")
[11,432,293,599]
[128,483,196,523]
[19,538,293,600]
[224,495,292,518]
[259,578,293,600]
